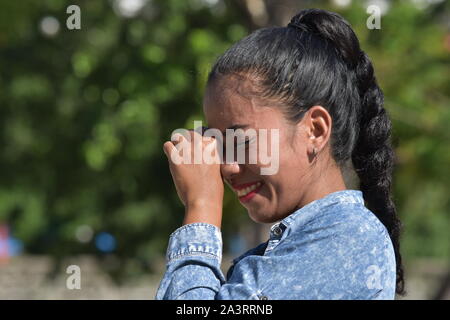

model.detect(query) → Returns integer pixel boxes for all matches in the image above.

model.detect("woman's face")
[203,75,319,223]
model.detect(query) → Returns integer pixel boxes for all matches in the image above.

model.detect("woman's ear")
[304,105,332,158]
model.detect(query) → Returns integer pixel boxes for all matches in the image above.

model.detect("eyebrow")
[221,124,249,135]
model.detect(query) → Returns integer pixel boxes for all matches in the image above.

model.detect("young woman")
[156,8,404,300]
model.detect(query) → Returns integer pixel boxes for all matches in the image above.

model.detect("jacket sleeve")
[154,222,267,300]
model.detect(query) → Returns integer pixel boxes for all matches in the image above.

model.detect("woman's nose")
[220,161,243,180]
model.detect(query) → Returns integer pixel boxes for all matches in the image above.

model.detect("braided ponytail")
[352,52,405,295]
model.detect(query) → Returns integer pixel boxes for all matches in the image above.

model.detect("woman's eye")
[237,139,252,148]
[239,139,249,146]
[223,138,255,161]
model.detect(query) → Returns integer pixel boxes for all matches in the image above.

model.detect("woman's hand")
[163,129,224,228]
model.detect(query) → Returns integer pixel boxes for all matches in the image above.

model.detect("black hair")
[207,8,404,295]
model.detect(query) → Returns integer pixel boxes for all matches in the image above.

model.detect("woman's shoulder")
[301,199,392,244]
[285,200,396,274]
[280,202,397,299]
[334,201,392,245]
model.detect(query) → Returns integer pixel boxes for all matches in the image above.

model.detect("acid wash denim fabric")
[155,190,397,300]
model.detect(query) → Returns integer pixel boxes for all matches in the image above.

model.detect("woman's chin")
[247,209,276,224]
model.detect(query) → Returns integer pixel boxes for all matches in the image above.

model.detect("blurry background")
[0,0,448,299]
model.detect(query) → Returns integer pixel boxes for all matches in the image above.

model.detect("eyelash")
[238,138,254,147]
[223,138,253,154]
[222,138,253,159]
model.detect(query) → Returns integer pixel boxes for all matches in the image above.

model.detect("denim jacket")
[155,190,397,300]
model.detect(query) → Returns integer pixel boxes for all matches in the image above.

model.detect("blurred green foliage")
[0,0,448,280]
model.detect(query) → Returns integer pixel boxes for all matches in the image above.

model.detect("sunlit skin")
[163,74,347,228]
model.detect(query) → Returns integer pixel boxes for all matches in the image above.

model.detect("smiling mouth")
[232,181,264,201]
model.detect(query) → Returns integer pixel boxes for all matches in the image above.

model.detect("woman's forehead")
[203,77,281,131]
[204,103,287,138]
[204,85,252,121]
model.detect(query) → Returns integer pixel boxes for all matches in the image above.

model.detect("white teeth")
[236,181,262,197]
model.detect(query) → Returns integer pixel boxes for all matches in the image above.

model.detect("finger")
[163,141,175,157]
[164,140,186,165]
[173,133,191,151]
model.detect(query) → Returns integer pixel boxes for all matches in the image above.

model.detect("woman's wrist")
[183,201,223,228]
